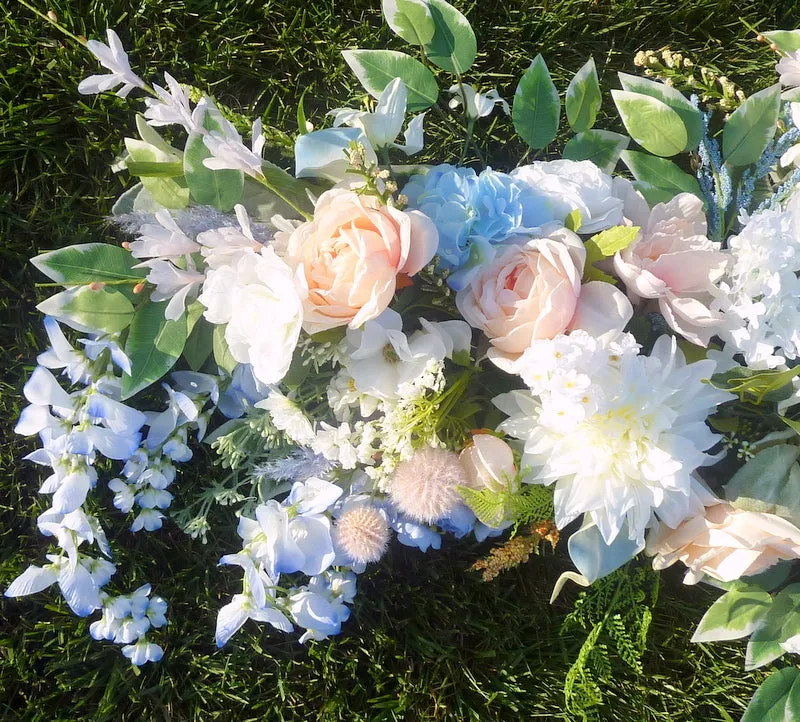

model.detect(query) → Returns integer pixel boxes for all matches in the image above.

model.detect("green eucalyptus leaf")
[512,55,560,150]
[742,667,800,722]
[37,286,134,334]
[341,49,438,112]
[723,84,781,167]
[621,150,704,202]
[724,445,800,525]
[422,0,476,74]
[122,301,188,399]
[566,57,602,133]
[691,585,773,643]
[31,244,144,285]
[618,72,702,150]
[382,0,435,45]
[611,89,687,157]
[563,129,629,173]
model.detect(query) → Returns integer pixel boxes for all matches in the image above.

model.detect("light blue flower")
[122,638,163,666]
[387,510,442,552]
[403,164,556,289]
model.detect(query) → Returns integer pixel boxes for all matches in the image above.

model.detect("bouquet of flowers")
[9,0,800,716]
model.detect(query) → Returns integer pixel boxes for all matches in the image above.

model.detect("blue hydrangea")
[403,164,555,289]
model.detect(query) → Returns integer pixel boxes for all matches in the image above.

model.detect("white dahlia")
[495,332,732,546]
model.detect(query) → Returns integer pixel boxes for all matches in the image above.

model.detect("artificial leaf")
[764,30,800,54]
[566,58,602,133]
[565,209,583,232]
[691,585,773,643]
[382,0,435,45]
[260,161,319,218]
[563,129,629,173]
[31,244,145,285]
[746,584,800,670]
[611,90,687,157]
[341,49,438,112]
[212,323,238,374]
[512,55,560,150]
[124,138,189,209]
[742,667,800,722]
[618,72,702,150]
[37,286,134,334]
[587,225,640,256]
[182,318,214,371]
[781,416,800,437]
[621,150,704,202]
[722,84,781,167]
[422,0,476,74]
[122,301,188,399]
[724,445,800,525]
[707,365,800,405]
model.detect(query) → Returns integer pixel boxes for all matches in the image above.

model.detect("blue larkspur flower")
[403,164,553,288]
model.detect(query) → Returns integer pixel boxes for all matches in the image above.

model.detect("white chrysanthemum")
[721,196,800,367]
[495,333,732,546]
[255,389,315,444]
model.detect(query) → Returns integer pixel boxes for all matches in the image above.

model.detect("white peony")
[198,246,306,385]
[495,332,732,547]
[511,159,625,233]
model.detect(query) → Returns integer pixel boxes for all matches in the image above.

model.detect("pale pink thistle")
[334,506,390,564]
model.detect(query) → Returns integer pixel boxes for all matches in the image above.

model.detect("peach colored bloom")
[287,187,438,334]
[459,434,517,493]
[455,229,631,361]
[647,501,800,584]
[614,193,729,346]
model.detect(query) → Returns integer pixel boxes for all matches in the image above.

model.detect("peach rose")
[455,229,632,361]
[287,187,438,334]
[614,193,729,346]
[459,434,518,493]
[646,501,800,585]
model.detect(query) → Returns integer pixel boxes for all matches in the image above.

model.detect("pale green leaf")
[746,585,800,671]
[566,57,601,133]
[563,129,629,173]
[723,84,781,167]
[124,138,190,209]
[382,0,435,45]
[611,89,687,157]
[122,301,188,399]
[588,225,640,256]
[341,49,438,112]
[37,286,134,334]
[512,55,560,150]
[691,585,773,643]
[618,73,702,150]
[422,0,476,74]
[212,323,238,374]
[764,30,800,54]
[742,667,800,722]
[621,150,704,202]
[31,244,144,285]
[184,132,244,211]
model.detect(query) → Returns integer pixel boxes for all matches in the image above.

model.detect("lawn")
[0,0,795,719]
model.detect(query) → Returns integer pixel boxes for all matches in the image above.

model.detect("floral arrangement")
[9,0,800,717]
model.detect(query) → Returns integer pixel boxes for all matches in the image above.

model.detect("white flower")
[199,245,306,386]
[511,159,625,234]
[777,50,800,88]
[311,422,359,469]
[202,116,265,176]
[128,209,200,261]
[721,196,800,367]
[196,204,264,269]
[77,29,146,99]
[496,333,732,547]
[329,78,425,155]
[134,258,204,321]
[255,389,315,444]
[448,84,509,120]
[143,73,204,132]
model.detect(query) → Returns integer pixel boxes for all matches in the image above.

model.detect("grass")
[0,0,796,719]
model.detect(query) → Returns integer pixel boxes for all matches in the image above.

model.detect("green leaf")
[124,138,190,209]
[632,181,676,207]
[618,73,702,150]
[706,365,800,405]
[212,323,238,374]
[724,445,800,525]
[723,84,781,167]
[621,150,704,202]
[37,286,135,334]
[261,161,320,217]
[742,667,800,722]
[588,225,640,256]
[691,585,773,643]
[125,160,185,177]
[565,209,582,232]
[122,301,188,399]
[184,132,244,211]
[182,318,214,371]
[31,244,145,285]
[781,416,800,437]
[566,57,602,133]
[611,90,687,157]
[563,129,629,173]
[746,584,800,670]
[512,55,560,150]
[135,114,182,158]
[422,0,476,74]
[382,0,435,45]
[764,30,800,54]
[341,49,438,112]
